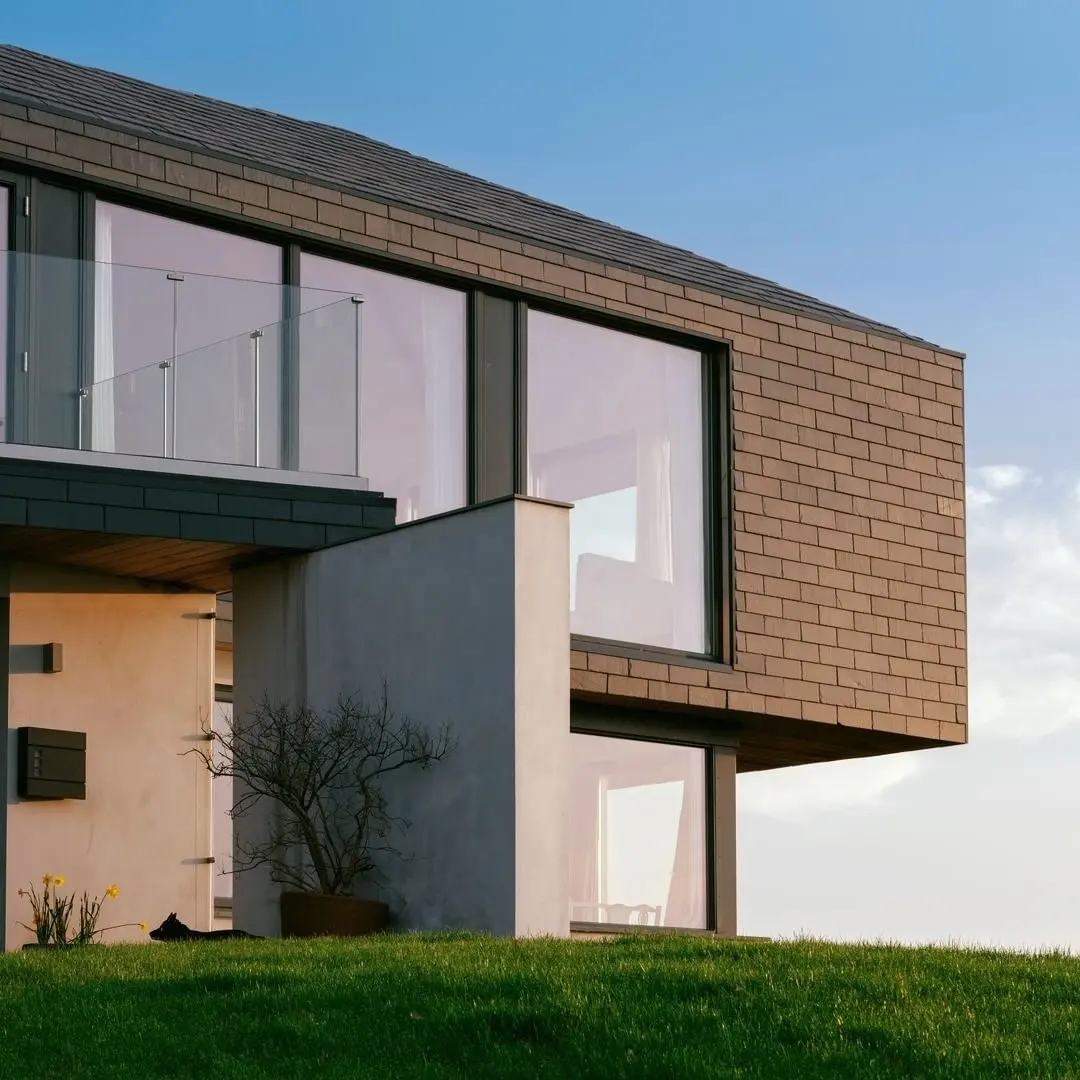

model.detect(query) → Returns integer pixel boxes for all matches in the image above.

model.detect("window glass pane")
[570,734,708,929]
[212,700,233,901]
[299,254,467,519]
[527,311,706,651]
[0,185,8,441]
[93,202,283,466]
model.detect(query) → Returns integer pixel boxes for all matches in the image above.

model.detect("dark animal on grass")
[149,913,263,941]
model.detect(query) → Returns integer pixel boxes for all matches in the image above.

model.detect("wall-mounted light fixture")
[9,643,63,674]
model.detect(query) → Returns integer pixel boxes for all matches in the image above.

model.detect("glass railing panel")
[0,253,367,483]
[170,325,266,469]
[83,357,166,460]
[90,259,286,388]
[296,293,364,476]
[80,296,360,474]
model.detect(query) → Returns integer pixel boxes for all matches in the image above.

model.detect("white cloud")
[968,470,1080,740]
[975,464,1030,491]
[739,752,923,820]
[967,463,1031,508]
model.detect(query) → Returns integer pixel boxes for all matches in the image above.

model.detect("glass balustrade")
[0,252,365,479]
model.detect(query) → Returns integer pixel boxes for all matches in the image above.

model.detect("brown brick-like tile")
[293,180,342,203]
[83,162,138,186]
[166,160,218,195]
[268,187,317,219]
[389,207,434,229]
[571,669,607,694]
[607,675,649,699]
[139,138,192,163]
[649,681,689,704]
[585,273,625,302]
[27,108,83,134]
[501,251,545,279]
[216,173,267,206]
[688,686,728,709]
[55,131,111,167]
[110,146,165,180]
[137,176,190,201]
[27,147,83,171]
[586,653,629,676]
[317,200,366,233]
[191,191,242,214]
[669,666,709,687]
[0,115,55,151]
[629,659,669,681]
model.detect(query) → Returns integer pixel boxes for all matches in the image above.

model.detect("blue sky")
[7,1,1080,948]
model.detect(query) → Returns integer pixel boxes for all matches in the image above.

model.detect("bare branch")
[190,687,453,897]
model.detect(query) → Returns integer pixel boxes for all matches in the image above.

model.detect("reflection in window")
[299,254,467,520]
[527,311,706,651]
[92,202,283,466]
[570,734,708,929]
[212,700,233,902]
[0,185,8,439]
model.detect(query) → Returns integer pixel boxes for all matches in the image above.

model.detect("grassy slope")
[1,934,1078,1079]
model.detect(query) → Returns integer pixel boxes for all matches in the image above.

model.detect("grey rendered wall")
[232,496,571,938]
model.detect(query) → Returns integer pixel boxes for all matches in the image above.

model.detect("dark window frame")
[0,158,735,668]
[567,720,726,934]
[519,295,735,666]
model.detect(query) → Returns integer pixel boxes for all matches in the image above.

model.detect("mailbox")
[16,728,86,800]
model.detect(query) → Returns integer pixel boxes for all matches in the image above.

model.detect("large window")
[570,734,708,929]
[299,255,467,520]
[93,202,284,465]
[526,311,706,652]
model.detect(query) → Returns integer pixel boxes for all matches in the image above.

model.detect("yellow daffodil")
[41,873,53,886]
[105,884,120,899]
[138,921,149,932]
[52,876,65,888]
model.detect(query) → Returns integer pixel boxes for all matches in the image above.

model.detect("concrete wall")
[232,496,570,938]
[5,564,214,948]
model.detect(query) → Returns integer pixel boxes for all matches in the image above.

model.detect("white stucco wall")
[5,565,215,949]
[232,496,570,938]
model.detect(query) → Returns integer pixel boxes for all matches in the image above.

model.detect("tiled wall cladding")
[0,104,965,746]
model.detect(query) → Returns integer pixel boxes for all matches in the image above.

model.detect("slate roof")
[0,45,949,349]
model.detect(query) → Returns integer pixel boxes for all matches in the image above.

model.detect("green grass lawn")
[1,933,1079,1079]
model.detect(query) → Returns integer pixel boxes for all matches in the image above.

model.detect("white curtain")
[420,294,465,517]
[636,427,674,584]
[663,352,707,652]
[92,204,116,452]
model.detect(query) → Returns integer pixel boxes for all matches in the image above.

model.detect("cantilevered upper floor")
[0,45,966,769]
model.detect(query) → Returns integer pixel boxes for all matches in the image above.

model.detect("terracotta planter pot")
[279,892,389,938]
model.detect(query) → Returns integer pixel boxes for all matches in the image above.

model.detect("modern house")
[0,46,966,947]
